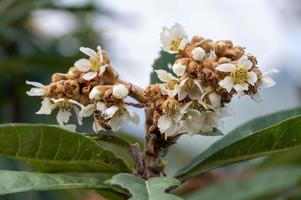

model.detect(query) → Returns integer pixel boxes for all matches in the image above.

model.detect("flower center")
[231,67,248,84]
[184,78,197,91]
[171,37,182,51]
[89,55,101,72]
[58,101,72,111]
[162,98,180,116]
[115,106,126,117]
[190,100,203,111]
[167,80,178,90]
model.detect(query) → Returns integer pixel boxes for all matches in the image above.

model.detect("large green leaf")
[110,173,182,200]
[0,170,121,195]
[186,166,301,200]
[176,108,301,181]
[0,124,130,173]
[150,51,176,84]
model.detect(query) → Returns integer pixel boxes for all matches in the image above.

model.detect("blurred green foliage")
[0,0,108,123]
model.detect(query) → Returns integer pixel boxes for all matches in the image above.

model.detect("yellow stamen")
[161,98,180,116]
[167,80,178,90]
[89,55,101,72]
[58,101,72,111]
[184,78,197,91]
[231,67,248,84]
[170,37,182,51]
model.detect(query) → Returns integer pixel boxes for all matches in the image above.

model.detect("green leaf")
[0,170,121,195]
[110,173,182,200]
[0,124,130,174]
[150,51,176,84]
[176,108,301,181]
[186,166,301,200]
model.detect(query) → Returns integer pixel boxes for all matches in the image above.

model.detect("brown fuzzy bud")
[218,57,232,64]
[52,73,67,82]
[224,46,244,60]
[191,35,204,44]
[200,39,214,52]
[67,67,81,79]
[63,80,80,99]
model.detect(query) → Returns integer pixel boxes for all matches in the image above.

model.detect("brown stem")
[116,79,147,103]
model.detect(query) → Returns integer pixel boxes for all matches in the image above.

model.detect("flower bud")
[172,63,187,76]
[52,73,67,82]
[67,67,81,79]
[112,84,129,99]
[192,47,205,61]
[89,87,101,100]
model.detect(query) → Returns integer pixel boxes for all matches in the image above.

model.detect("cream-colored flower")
[103,104,139,132]
[26,81,46,96]
[155,70,180,97]
[191,47,206,61]
[217,56,257,93]
[200,91,221,110]
[160,23,188,54]
[178,78,203,101]
[74,46,108,81]
[158,98,183,138]
[251,69,279,103]
[199,111,220,133]
[179,102,203,135]
[172,63,187,76]
[36,98,83,126]
[112,84,129,99]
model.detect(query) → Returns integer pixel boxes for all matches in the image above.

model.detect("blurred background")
[0,0,301,199]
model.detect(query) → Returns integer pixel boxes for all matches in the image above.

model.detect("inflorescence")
[27,23,278,138]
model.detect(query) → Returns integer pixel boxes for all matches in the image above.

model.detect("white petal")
[164,123,179,138]
[263,68,279,76]
[208,92,221,109]
[192,47,205,61]
[104,106,119,119]
[51,98,65,104]
[26,88,45,96]
[128,110,140,124]
[79,104,94,118]
[82,71,97,81]
[89,87,101,100]
[158,115,172,133]
[74,58,90,72]
[56,110,71,126]
[155,70,177,82]
[251,92,264,103]
[96,102,107,111]
[112,84,129,99]
[93,120,105,132]
[172,63,186,76]
[261,76,277,88]
[109,116,122,132]
[98,64,107,76]
[171,23,188,40]
[160,27,172,48]
[219,76,234,93]
[73,106,83,125]
[68,99,83,108]
[60,124,77,132]
[178,38,188,50]
[216,63,236,72]
[239,56,253,69]
[36,98,52,115]
[233,83,249,92]
[26,81,44,88]
[79,47,96,57]
[247,71,258,86]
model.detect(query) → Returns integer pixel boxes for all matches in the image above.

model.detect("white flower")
[89,86,101,100]
[179,102,203,135]
[158,98,183,138]
[199,111,220,133]
[74,46,108,81]
[200,91,221,110]
[160,23,189,54]
[102,105,139,132]
[155,70,180,97]
[79,104,95,118]
[36,98,83,126]
[172,63,187,76]
[191,47,206,61]
[112,84,129,99]
[217,56,257,93]
[251,69,279,103]
[26,81,46,96]
[178,78,203,101]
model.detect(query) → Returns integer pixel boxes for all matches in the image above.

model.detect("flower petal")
[251,92,264,103]
[73,106,83,125]
[26,88,45,96]
[247,71,258,86]
[36,98,52,115]
[79,47,96,57]
[89,87,101,100]
[219,76,234,93]
[239,56,253,69]
[112,84,129,99]
[172,63,186,76]
[233,83,249,92]
[82,71,97,81]
[96,102,107,111]
[158,115,172,133]
[74,58,90,72]
[261,76,276,88]
[155,70,177,82]
[127,110,140,124]
[56,110,71,126]
[192,47,205,61]
[79,104,94,118]
[216,63,236,72]
[26,81,44,88]
[104,106,119,119]
[93,119,105,132]
[98,64,107,76]
[109,116,122,132]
